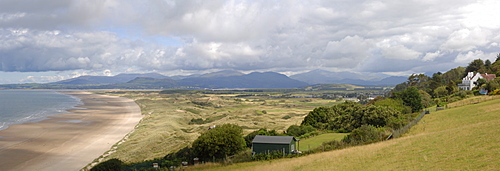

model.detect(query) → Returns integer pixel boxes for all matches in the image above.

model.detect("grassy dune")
[199,97,500,170]
[96,91,342,163]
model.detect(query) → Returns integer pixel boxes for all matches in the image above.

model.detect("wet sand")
[0,91,142,171]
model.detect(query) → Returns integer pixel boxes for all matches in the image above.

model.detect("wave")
[0,90,83,131]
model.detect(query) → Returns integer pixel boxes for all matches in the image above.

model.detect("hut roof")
[252,135,297,144]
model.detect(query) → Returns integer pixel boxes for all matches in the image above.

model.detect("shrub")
[90,158,123,171]
[341,125,385,145]
[252,150,299,161]
[192,124,246,161]
[286,125,316,137]
[491,89,500,95]
[189,118,204,125]
[162,146,194,168]
[229,149,253,163]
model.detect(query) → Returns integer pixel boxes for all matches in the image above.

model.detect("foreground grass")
[197,97,500,170]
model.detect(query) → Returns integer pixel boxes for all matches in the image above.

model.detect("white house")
[458,72,496,90]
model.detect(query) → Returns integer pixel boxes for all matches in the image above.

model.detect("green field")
[197,96,500,170]
[298,133,348,151]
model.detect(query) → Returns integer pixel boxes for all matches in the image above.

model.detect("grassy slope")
[298,133,348,151]
[201,97,500,170]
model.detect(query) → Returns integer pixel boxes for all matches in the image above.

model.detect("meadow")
[93,89,379,163]
[297,133,348,151]
[194,95,500,170]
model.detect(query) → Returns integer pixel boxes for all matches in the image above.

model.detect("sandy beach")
[0,91,142,171]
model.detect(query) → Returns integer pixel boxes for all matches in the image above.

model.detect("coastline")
[0,91,143,171]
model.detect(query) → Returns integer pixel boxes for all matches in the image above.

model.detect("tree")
[485,78,500,92]
[433,86,449,98]
[192,124,246,160]
[465,59,486,75]
[406,74,430,90]
[445,81,458,95]
[286,125,315,137]
[429,72,445,92]
[442,67,465,84]
[244,128,277,148]
[373,97,411,114]
[341,125,385,145]
[395,87,423,113]
[475,78,487,89]
[393,82,408,92]
[329,101,402,132]
[485,59,492,70]
[301,106,336,129]
[419,90,434,108]
[496,53,500,62]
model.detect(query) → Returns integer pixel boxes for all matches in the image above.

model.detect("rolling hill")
[202,96,500,170]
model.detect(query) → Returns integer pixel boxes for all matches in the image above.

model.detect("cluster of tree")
[385,56,500,112]
[299,101,407,133]
[394,55,500,100]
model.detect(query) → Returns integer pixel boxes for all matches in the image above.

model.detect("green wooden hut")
[251,135,298,154]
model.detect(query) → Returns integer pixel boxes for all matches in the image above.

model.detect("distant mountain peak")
[199,70,244,78]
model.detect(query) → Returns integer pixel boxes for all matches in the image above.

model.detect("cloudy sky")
[1,0,500,84]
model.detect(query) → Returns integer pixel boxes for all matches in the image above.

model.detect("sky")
[1,0,500,84]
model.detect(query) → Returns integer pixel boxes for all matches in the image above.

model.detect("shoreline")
[0,91,143,171]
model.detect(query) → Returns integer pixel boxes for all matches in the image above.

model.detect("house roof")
[252,135,297,144]
[480,73,496,81]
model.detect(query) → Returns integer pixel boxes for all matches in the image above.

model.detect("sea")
[0,90,83,131]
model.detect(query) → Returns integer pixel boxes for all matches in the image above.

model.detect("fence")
[446,95,500,108]
[387,111,426,140]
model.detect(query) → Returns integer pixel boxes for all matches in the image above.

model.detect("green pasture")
[298,133,348,151]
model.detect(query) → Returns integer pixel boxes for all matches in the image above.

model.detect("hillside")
[201,96,500,170]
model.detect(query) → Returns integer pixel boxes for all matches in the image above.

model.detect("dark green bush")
[90,158,123,171]
[341,125,385,145]
[286,125,315,137]
[244,128,278,148]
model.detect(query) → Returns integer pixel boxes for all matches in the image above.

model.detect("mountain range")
[290,69,406,86]
[0,70,407,89]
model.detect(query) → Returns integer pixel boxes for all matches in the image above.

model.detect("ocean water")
[0,90,83,131]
